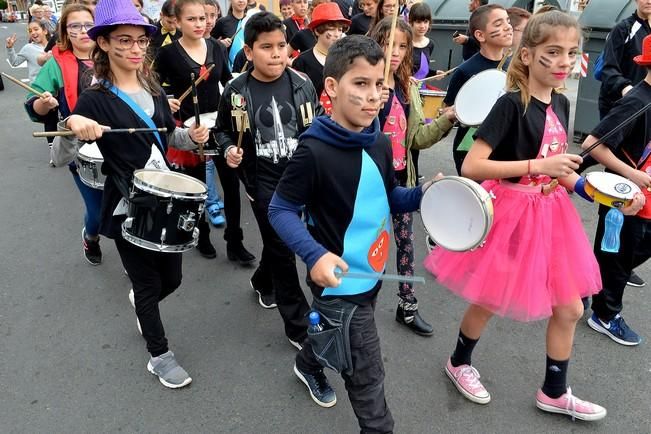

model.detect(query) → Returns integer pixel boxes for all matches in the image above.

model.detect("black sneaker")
[293,364,337,408]
[249,279,277,309]
[627,270,645,287]
[82,227,102,265]
[197,238,217,259]
[227,242,256,265]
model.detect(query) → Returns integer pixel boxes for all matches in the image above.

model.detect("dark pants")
[296,297,394,434]
[212,156,244,244]
[250,197,309,341]
[592,208,651,321]
[173,162,210,243]
[115,237,182,357]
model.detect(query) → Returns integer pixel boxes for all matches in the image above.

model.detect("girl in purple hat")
[65,0,209,389]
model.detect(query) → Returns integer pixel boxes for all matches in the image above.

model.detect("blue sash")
[106,84,165,153]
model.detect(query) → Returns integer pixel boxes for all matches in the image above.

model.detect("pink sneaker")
[536,387,607,421]
[445,358,491,404]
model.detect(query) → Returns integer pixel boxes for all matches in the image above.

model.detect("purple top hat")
[87,0,157,40]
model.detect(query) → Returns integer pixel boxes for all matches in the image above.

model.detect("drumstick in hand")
[190,72,205,159]
[33,127,168,137]
[383,4,400,83]
[177,64,216,103]
[414,67,458,83]
[1,72,46,97]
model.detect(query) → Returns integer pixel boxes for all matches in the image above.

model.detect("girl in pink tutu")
[425,8,644,421]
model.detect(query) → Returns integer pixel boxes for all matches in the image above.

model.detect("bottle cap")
[308,311,320,325]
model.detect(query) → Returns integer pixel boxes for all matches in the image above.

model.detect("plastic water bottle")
[308,311,323,333]
[601,208,624,253]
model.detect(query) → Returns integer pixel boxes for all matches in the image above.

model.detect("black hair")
[244,11,285,47]
[323,35,384,81]
[409,2,431,23]
[161,0,175,17]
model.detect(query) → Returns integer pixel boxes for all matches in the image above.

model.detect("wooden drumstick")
[33,127,168,137]
[235,118,245,152]
[1,72,46,98]
[177,64,215,103]
[414,67,458,83]
[383,4,400,83]
[496,48,512,71]
[190,72,205,159]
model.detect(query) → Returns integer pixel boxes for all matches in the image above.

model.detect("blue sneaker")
[216,200,224,210]
[207,204,226,227]
[587,313,641,346]
[294,364,337,408]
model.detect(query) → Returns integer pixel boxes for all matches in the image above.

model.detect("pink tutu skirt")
[424,180,601,322]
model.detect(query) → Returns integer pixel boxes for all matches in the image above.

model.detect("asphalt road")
[0,21,649,434]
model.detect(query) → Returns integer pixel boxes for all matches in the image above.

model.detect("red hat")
[308,3,351,30]
[634,34,651,66]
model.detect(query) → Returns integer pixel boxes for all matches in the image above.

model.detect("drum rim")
[133,169,207,199]
[585,171,640,199]
[420,176,493,251]
[454,69,507,127]
[121,225,199,252]
[78,143,104,162]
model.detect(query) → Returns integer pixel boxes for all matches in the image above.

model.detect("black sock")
[541,356,569,399]
[450,330,479,367]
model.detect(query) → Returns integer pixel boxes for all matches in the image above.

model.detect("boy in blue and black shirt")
[269,35,428,433]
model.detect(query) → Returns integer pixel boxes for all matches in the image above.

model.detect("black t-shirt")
[275,131,397,304]
[283,17,305,46]
[462,33,480,61]
[155,38,232,122]
[475,90,570,182]
[290,29,316,52]
[347,13,371,35]
[148,23,182,60]
[248,72,299,199]
[445,53,504,155]
[73,87,177,238]
[412,39,435,76]
[211,13,243,57]
[592,80,651,165]
[292,49,324,97]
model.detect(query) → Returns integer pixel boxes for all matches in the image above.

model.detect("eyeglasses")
[110,35,150,49]
[67,22,95,32]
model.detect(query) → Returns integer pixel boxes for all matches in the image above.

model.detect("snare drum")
[183,111,220,155]
[122,169,208,252]
[420,176,494,251]
[584,172,641,208]
[76,142,106,190]
[454,69,507,127]
[419,89,446,119]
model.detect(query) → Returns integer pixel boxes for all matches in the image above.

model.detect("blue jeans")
[205,159,223,208]
[71,171,103,237]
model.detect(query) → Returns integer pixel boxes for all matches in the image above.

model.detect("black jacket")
[598,12,651,117]
[215,68,323,198]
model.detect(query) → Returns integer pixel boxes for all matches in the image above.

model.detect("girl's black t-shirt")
[292,49,324,97]
[412,39,435,75]
[347,13,371,35]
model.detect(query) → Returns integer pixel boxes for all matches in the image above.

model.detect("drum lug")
[167,201,173,215]
[178,212,197,232]
[160,228,166,247]
[123,217,134,229]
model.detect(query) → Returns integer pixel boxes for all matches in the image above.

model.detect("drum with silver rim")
[122,169,208,252]
[76,142,106,190]
[183,111,220,155]
[454,69,507,127]
[419,89,446,119]
[420,176,494,251]
[584,171,641,208]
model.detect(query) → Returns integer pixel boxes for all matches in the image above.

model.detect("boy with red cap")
[292,2,350,113]
[581,34,651,347]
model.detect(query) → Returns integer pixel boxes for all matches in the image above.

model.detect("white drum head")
[134,169,207,196]
[586,172,640,199]
[454,69,507,127]
[78,142,103,161]
[183,111,218,128]
[421,177,493,251]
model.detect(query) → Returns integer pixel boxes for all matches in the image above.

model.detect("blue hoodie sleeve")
[268,192,328,270]
[389,185,423,214]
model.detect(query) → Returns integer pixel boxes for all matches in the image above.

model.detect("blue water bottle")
[601,208,624,253]
[308,311,323,333]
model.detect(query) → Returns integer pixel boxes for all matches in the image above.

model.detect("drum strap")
[105,83,164,153]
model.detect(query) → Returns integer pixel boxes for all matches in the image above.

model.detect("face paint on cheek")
[538,55,552,68]
[488,30,501,38]
[348,93,364,106]
[68,31,79,39]
[113,46,129,58]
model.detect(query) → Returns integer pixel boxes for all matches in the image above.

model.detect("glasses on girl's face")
[67,22,95,32]
[110,36,150,49]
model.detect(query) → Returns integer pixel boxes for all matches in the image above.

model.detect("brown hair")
[468,4,506,40]
[369,16,412,103]
[175,0,205,19]
[506,8,580,109]
[92,26,161,96]
[57,3,94,52]
[506,6,531,30]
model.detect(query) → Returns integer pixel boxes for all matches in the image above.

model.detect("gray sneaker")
[147,351,192,389]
